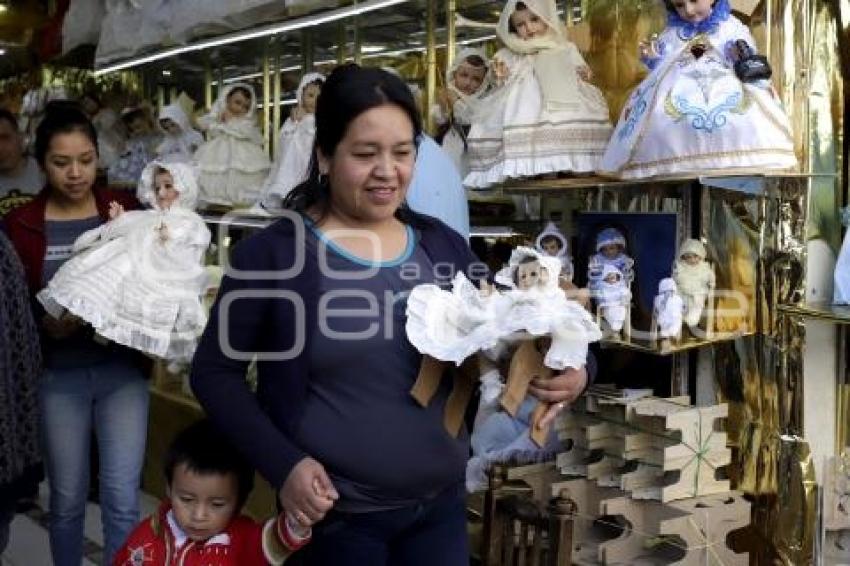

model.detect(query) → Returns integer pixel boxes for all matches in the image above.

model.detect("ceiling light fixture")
[94,0,410,76]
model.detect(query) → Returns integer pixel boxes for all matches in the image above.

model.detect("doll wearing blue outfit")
[587,227,634,295]
[599,0,796,179]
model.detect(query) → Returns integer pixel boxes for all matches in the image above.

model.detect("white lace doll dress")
[195,83,271,206]
[38,162,211,362]
[598,0,796,179]
[464,0,612,188]
[260,73,325,208]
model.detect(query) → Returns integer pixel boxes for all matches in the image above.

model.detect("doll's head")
[535,221,569,258]
[159,103,193,138]
[509,2,550,40]
[159,117,181,136]
[679,238,707,266]
[154,167,179,210]
[298,73,325,115]
[658,277,677,295]
[514,255,549,290]
[164,420,254,542]
[664,0,715,23]
[540,235,562,256]
[225,86,252,118]
[452,55,488,96]
[122,107,151,138]
[596,227,627,259]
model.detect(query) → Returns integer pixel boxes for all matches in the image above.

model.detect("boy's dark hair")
[164,419,255,509]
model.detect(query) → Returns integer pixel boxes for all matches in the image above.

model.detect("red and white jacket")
[113,502,308,566]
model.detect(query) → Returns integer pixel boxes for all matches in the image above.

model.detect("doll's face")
[126,116,150,138]
[681,252,702,266]
[154,170,179,210]
[604,272,621,284]
[516,260,547,290]
[510,7,549,40]
[160,118,181,136]
[540,237,562,256]
[600,243,622,259]
[301,83,321,115]
[452,62,487,96]
[226,89,251,118]
[669,0,714,23]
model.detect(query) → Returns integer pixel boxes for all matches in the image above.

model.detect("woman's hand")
[279,457,339,528]
[42,311,84,339]
[528,365,588,430]
[108,201,124,220]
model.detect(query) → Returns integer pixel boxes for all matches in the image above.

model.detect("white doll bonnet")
[596,227,626,252]
[158,103,192,134]
[494,246,563,291]
[535,221,569,258]
[211,82,258,118]
[138,160,201,211]
[446,47,491,99]
[658,277,677,293]
[297,72,325,105]
[679,239,707,260]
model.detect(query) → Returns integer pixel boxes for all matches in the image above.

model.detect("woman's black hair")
[34,101,98,166]
[164,419,255,510]
[283,64,426,227]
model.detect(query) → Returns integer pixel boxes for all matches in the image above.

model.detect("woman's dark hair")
[283,64,425,226]
[164,419,255,510]
[227,86,253,102]
[34,101,98,166]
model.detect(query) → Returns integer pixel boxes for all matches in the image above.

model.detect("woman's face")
[510,7,549,40]
[43,131,98,202]
[226,90,251,117]
[301,84,321,115]
[452,62,487,96]
[154,171,179,210]
[670,0,713,23]
[319,104,416,225]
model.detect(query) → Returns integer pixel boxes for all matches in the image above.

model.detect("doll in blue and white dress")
[598,0,797,179]
[587,227,634,295]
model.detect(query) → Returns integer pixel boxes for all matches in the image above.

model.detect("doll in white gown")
[464,0,612,188]
[38,161,211,363]
[259,72,324,211]
[672,238,715,328]
[431,49,490,179]
[195,83,271,207]
[599,0,796,179]
[597,265,631,333]
[156,102,203,164]
[654,277,684,339]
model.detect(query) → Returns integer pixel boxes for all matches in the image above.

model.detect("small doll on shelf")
[464,0,612,188]
[431,48,490,178]
[535,221,574,283]
[108,106,160,187]
[156,101,203,164]
[405,246,601,492]
[195,83,271,207]
[672,238,716,331]
[597,264,631,336]
[38,161,211,365]
[587,227,634,295]
[653,277,684,346]
[258,72,324,212]
[599,0,796,179]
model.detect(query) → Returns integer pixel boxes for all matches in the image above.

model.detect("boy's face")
[600,243,621,259]
[681,252,701,266]
[167,463,239,542]
[452,62,486,96]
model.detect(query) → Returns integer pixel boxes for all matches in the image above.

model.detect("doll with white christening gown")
[258,73,324,211]
[195,83,271,206]
[38,162,211,363]
[599,0,796,179]
[587,227,634,295]
[597,264,631,333]
[464,0,612,188]
[654,277,684,339]
[672,238,715,328]
[431,48,490,179]
[156,102,203,164]
[535,221,574,283]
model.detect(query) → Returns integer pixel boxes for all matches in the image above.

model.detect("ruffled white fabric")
[654,278,684,338]
[38,163,211,362]
[599,15,797,179]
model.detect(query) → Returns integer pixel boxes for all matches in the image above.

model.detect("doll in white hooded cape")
[672,238,715,328]
[464,0,612,188]
[535,221,574,283]
[195,83,271,206]
[598,0,796,179]
[653,277,684,340]
[156,102,204,164]
[405,246,601,492]
[38,161,211,363]
[431,49,490,178]
[258,72,324,211]
[597,265,631,333]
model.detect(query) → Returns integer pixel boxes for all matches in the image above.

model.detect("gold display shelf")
[599,330,752,356]
[778,302,850,324]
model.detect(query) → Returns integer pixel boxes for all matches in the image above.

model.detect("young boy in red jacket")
[114,419,314,565]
